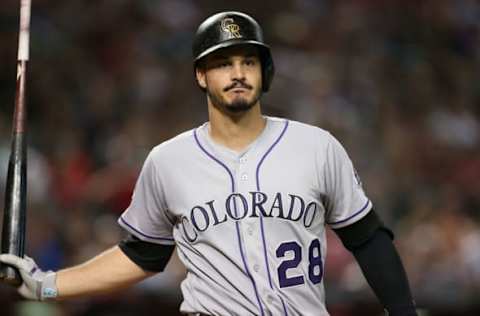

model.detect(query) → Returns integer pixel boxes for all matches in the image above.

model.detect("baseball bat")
[0,0,32,286]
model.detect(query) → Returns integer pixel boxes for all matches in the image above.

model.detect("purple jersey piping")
[119,216,174,241]
[327,199,371,225]
[194,129,265,316]
[255,120,289,316]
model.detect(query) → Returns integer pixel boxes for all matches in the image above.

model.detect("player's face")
[196,45,263,114]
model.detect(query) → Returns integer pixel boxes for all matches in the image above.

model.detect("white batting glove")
[0,254,58,301]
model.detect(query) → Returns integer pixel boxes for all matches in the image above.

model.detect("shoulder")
[147,126,201,164]
[267,116,333,147]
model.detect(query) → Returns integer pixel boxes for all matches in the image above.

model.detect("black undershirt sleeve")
[118,234,175,273]
[334,209,393,251]
[333,210,417,316]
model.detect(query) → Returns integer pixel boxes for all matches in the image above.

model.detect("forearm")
[352,229,416,316]
[333,210,416,315]
[56,246,154,299]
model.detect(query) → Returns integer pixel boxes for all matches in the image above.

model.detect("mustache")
[224,81,253,92]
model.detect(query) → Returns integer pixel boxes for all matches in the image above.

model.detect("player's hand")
[0,254,58,301]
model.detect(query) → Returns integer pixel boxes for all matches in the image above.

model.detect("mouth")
[230,87,249,93]
[224,82,253,92]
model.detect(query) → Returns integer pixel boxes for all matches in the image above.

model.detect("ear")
[195,67,207,89]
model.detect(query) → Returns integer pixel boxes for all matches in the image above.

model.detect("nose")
[230,62,245,81]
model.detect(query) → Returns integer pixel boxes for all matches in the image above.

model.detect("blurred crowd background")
[1,0,480,315]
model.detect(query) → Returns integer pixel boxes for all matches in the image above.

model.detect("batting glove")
[0,254,58,301]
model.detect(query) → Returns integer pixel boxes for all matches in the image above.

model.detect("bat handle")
[0,264,22,286]
[1,133,27,287]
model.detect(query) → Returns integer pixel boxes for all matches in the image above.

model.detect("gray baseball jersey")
[118,116,372,316]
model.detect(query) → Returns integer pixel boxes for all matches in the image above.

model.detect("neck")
[207,101,266,152]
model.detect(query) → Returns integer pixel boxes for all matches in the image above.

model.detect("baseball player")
[0,11,418,316]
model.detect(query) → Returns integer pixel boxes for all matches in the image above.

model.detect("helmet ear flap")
[192,11,274,92]
[258,46,274,92]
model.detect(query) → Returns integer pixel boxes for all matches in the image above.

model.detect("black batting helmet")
[192,11,275,92]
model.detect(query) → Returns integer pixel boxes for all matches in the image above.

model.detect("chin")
[225,105,254,114]
[208,87,261,114]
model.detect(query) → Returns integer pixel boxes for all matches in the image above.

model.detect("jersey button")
[241,173,248,181]
[247,226,254,235]
[239,157,247,164]
[266,295,274,304]
[253,264,260,272]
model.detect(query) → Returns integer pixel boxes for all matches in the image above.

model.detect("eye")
[245,59,256,66]
[217,61,230,68]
